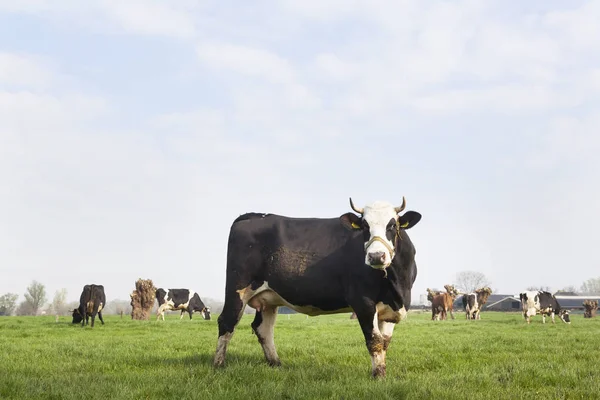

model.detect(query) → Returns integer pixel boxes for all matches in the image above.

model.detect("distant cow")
[72,284,106,328]
[155,288,210,321]
[462,287,492,320]
[429,285,458,320]
[520,291,570,324]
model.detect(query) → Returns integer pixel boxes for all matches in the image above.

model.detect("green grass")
[0,311,598,400]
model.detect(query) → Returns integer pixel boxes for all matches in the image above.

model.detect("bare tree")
[581,277,600,295]
[0,293,19,316]
[555,286,578,295]
[16,301,35,316]
[526,286,551,292]
[23,280,47,315]
[51,289,68,316]
[454,271,491,294]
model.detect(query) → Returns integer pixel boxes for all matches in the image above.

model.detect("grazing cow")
[462,287,492,320]
[520,291,571,324]
[429,285,458,321]
[155,288,210,321]
[213,197,422,378]
[72,284,106,328]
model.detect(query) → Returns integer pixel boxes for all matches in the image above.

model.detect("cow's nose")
[368,251,386,265]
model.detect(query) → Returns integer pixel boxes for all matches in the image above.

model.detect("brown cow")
[429,284,459,321]
[583,300,598,318]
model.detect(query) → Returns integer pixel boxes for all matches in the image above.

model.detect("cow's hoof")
[267,359,281,367]
[372,365,386,379]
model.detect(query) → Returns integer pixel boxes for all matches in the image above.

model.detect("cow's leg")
[378,320,396,368]
[188,309,193,320]
[542,313,546,324]
[180,310,185,320]
[251,306,281,366]
[214,293,246,368]
[98,311,105,325]
[355,306,386,378]
[156,304,168,321]
[90,312,96,328]
[450,308,455,320]
[551,312,555,324]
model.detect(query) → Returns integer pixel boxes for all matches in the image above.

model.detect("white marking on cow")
[369,310,386,376]
[214,332,233,367]
[521,291,539,324]
[376,302,406,323]
[466,293,479,320]
[238,281,353,316]
[362,202,398,268]
[157,290,195,320]
[255,306,280,365]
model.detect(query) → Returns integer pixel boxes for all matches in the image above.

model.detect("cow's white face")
[341,198,421,270]
[361,202,399,268]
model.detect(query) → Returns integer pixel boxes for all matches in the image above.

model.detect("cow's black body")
[72,284,106,327]
[214,205,421,378]
[155,288,209,320]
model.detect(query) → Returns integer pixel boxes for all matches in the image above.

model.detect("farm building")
[453,294,520,311]
[454,294,600,312]
[553,295,600,311]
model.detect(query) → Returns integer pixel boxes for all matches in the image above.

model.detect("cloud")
[0,53,54,88]
[98,0,197,39]
[197,42,295,83]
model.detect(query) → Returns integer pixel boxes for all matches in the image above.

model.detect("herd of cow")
[68,198,573,379]
[71,284,211,328]
[426,285,571,324]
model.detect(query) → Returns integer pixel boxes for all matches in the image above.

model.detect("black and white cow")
[72,284,106,328]
[155,288,210,321]
[213,198,422,378]
[520,290,571,324]
[462,287,492,320]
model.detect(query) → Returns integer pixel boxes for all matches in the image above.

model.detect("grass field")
[0,311,598,400]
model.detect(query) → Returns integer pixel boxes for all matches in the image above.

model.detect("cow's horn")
[349,197,363,214]
[394,196,406,213]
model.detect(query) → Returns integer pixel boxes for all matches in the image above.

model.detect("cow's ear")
[398,211,421,230]
[340,212,362,230]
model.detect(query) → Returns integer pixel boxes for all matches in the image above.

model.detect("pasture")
[0,311,598,400]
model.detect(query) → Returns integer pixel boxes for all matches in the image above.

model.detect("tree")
[554,286,579,295]
[580,277,600,295]
[526,286,551,292]
[454,271,491,294]
[16,301,35,316]
[51,289,68,315]
[0,293,19,316]
[23,280,47,316]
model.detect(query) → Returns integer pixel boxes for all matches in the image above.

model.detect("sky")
[1,0,599,306]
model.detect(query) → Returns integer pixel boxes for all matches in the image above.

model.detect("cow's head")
[71,308,82,324]
[444,284,459,298]
[341,197,421,269]
[203,306,211,320]
[559,309,571,324]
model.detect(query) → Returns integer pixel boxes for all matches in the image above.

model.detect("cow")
[213,197,422,378]
[72,284,106,328]
[429,285,458,321]
[155,288,210,321]
[462,287,492,320]
[519,291,571,324]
